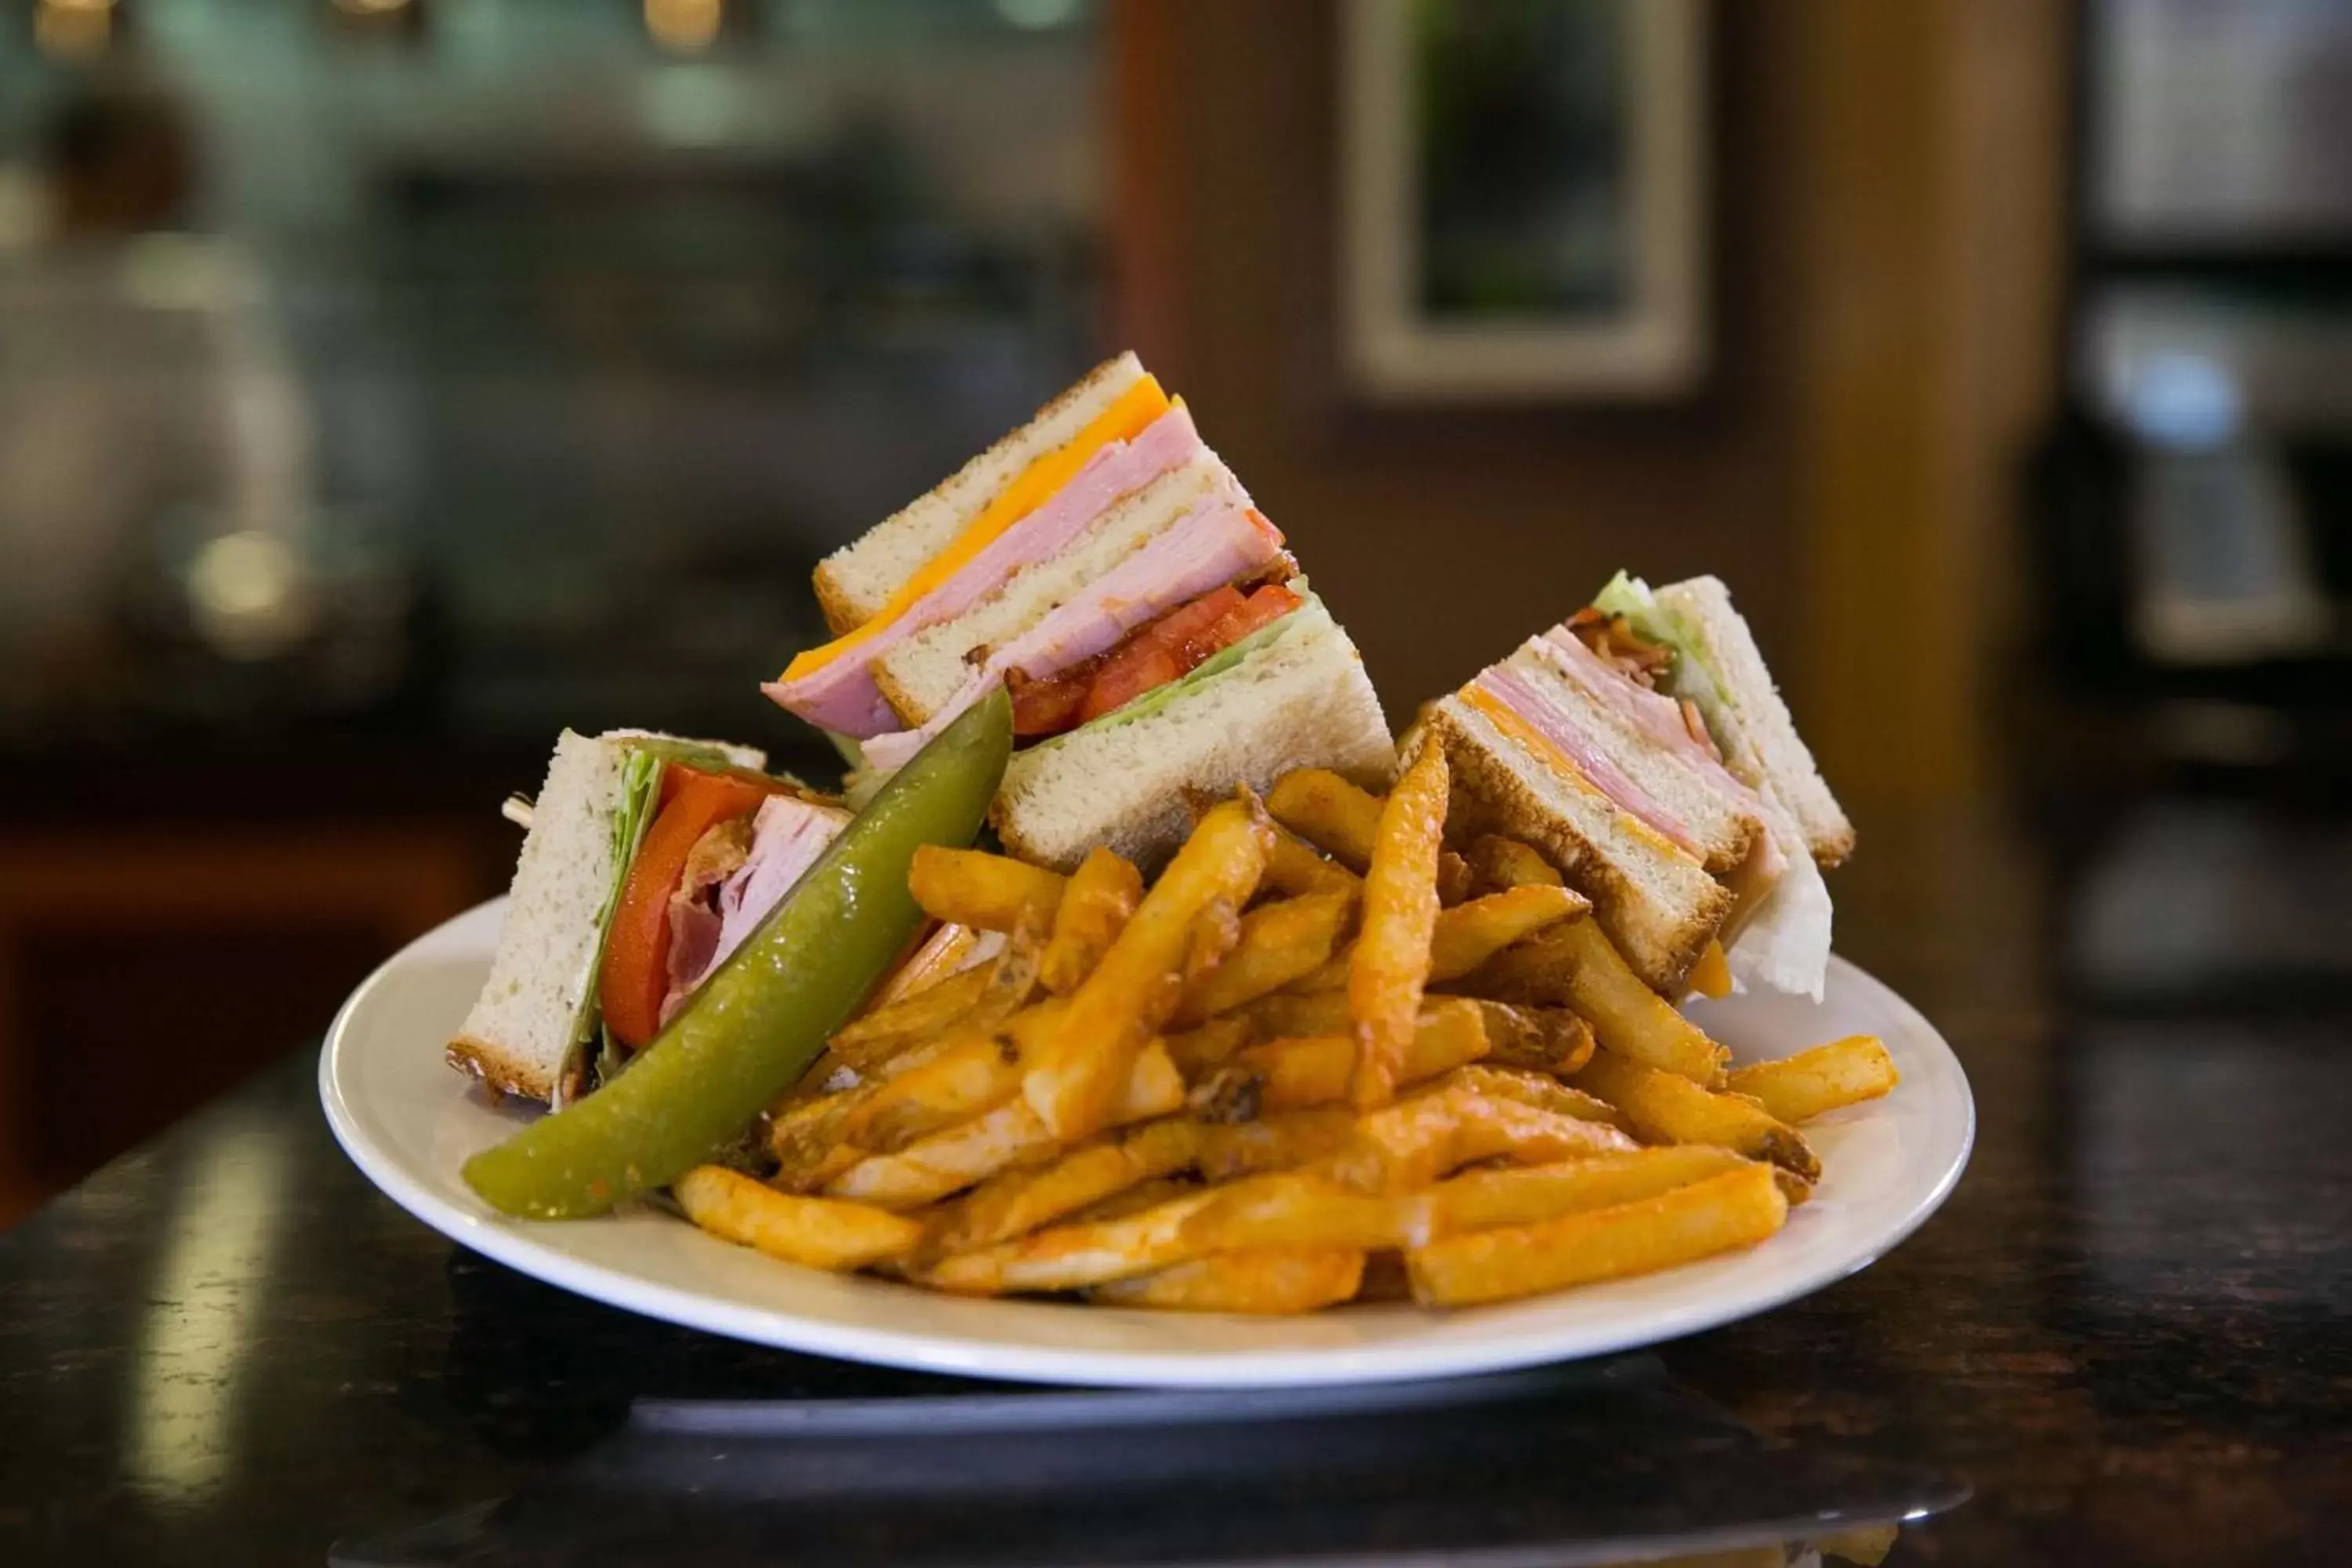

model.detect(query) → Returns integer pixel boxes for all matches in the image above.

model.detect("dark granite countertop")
[1,810,2347,1566]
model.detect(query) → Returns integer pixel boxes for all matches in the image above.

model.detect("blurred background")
[0,0,2347,1223]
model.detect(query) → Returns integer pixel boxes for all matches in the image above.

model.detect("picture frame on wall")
[1339,0,1708,402]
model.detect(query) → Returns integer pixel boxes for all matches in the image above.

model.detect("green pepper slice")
[463,687,1013,1219]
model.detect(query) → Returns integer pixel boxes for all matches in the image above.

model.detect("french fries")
[673,1166,923,1271]
[1572,1047,1820,1181]
[1348,739,1449,1107]
[1265,768,1385,870]
[1427,884,1588,981]
[1023,795,1272,1140]
[1173,891,1356,1025]
[670,768,1896,1323]
[909,846,1065,932]
[1463,833,1563,893]
[1040,847,1145,995]
[1725,1035,1899,1123]
[1460,916,1730,1086]
[1091,1248,1367,1314]
[1404,1162,1790,1306]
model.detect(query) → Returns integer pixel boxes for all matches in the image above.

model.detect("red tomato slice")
[1077,641,1186,724]
[1007,666,1092,737]
[1199,581,1302,652]
[1142,585,1246,666]
[598,767,778,1051]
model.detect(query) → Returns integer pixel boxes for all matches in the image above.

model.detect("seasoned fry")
[1348,739,1449,1107]
[1332,1079,1638,1192]
[674,1165,923,1272]
[835,1000,1065,1152]
[1179,1174,1431,1253]
[824,962,996,1070]
[1174,891,1356,1026]
[908,845,1065,932]
[1724,1035,1899,1124]
[922,1186,1221,1294]
[1436,851,1475,907]
[1427,884,1589,981]
[1443,1094,1642,1172]
[872,922,991,1007]
[1572,1047,1820,1180]
[1468,1000,1597,1078]
[1183,898,1245,991]
[1265,768,1385,871]
[1237,987,1351,1040]
[1460,918,1729,1085]
[1039,847,1145,995]
[1446,1063,1624,1129]
[1262,825,1361,898]
[1405,1162,1790,1306]
[926,1116,1203,1257]
[829,1041,1186,1208]
[1162,1014,1258,1077]
[1195,1000,1489,1118]
[1195,1106,1359,1181]
[1091,1248,1367,1314]
[1463,833,1563,894]
[1022,796,1272,1140]
[1425,1145,1752,1234]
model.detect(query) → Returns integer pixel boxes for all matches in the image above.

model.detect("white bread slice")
[1501,643,1763,877]
[872,453,1240,726]
[992,596,1392,872]
[1425,695,1730,994]
[811,353,1149,633]
[447,729,764,1105]
[1654,575,1855,866]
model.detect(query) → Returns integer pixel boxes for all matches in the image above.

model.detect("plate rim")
[319,898,1974,1388]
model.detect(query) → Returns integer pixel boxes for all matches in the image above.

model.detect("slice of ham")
[1530,628,1769,819]
[658,793,850,1025]
[858,495,1288,771]
[662,816,757,1011]
[1474,663,1714,861]
[762,403,1207,738]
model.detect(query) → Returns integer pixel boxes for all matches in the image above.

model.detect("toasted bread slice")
[992,594,1392,872]
[811,353,1149,633]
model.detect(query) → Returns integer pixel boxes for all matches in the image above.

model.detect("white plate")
[321,898,1972,1388]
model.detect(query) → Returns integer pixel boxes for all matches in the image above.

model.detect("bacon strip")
[762,403,1207,738]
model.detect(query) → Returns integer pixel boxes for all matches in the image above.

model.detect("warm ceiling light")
[645,0,722,55]
[34,0,114,60]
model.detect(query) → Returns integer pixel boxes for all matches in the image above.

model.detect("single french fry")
[824,962,996,1069]
[1194,1106,1359,1181]
[673,1166,923,1272]
[1444,1062,1624,1129]
[1162,1014,1258,1077]
[1091,1248,1367,1314]
[1572,1047,1820,1180]
[1425,1145,1752,1234]
[1405,1163,1790,1306]
[1183,898,1245,991]
[1038,847,1145,995]
[1686,938,1733,1000]
[1178,1172,1433,1253]
[871,922,990,1008]
[1468,1000,1597,1079]
[1443,1094,1642,1171]
[1462,919,1730,1085]
[1334,1079,1639,1193]
[1464,833,1563,893]
[908,845,1065,932]
[1173,891,1356,1025]
[1427,884,1589,981]
[1724,1035,1899,1124]
[1196,1000,1490,1118]
[1238,987,1351,1040]
[1266,768,1384,871]
[1262,825,1362,898]
[1348,739,1449,1107]
[922,1186,1222,1295]
[925,1117,1203,1257]
[836,1000,1066,1152]
[1436,851,1475,907]
[1023,796,1272,1140]
[830,1042,1185,1208]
